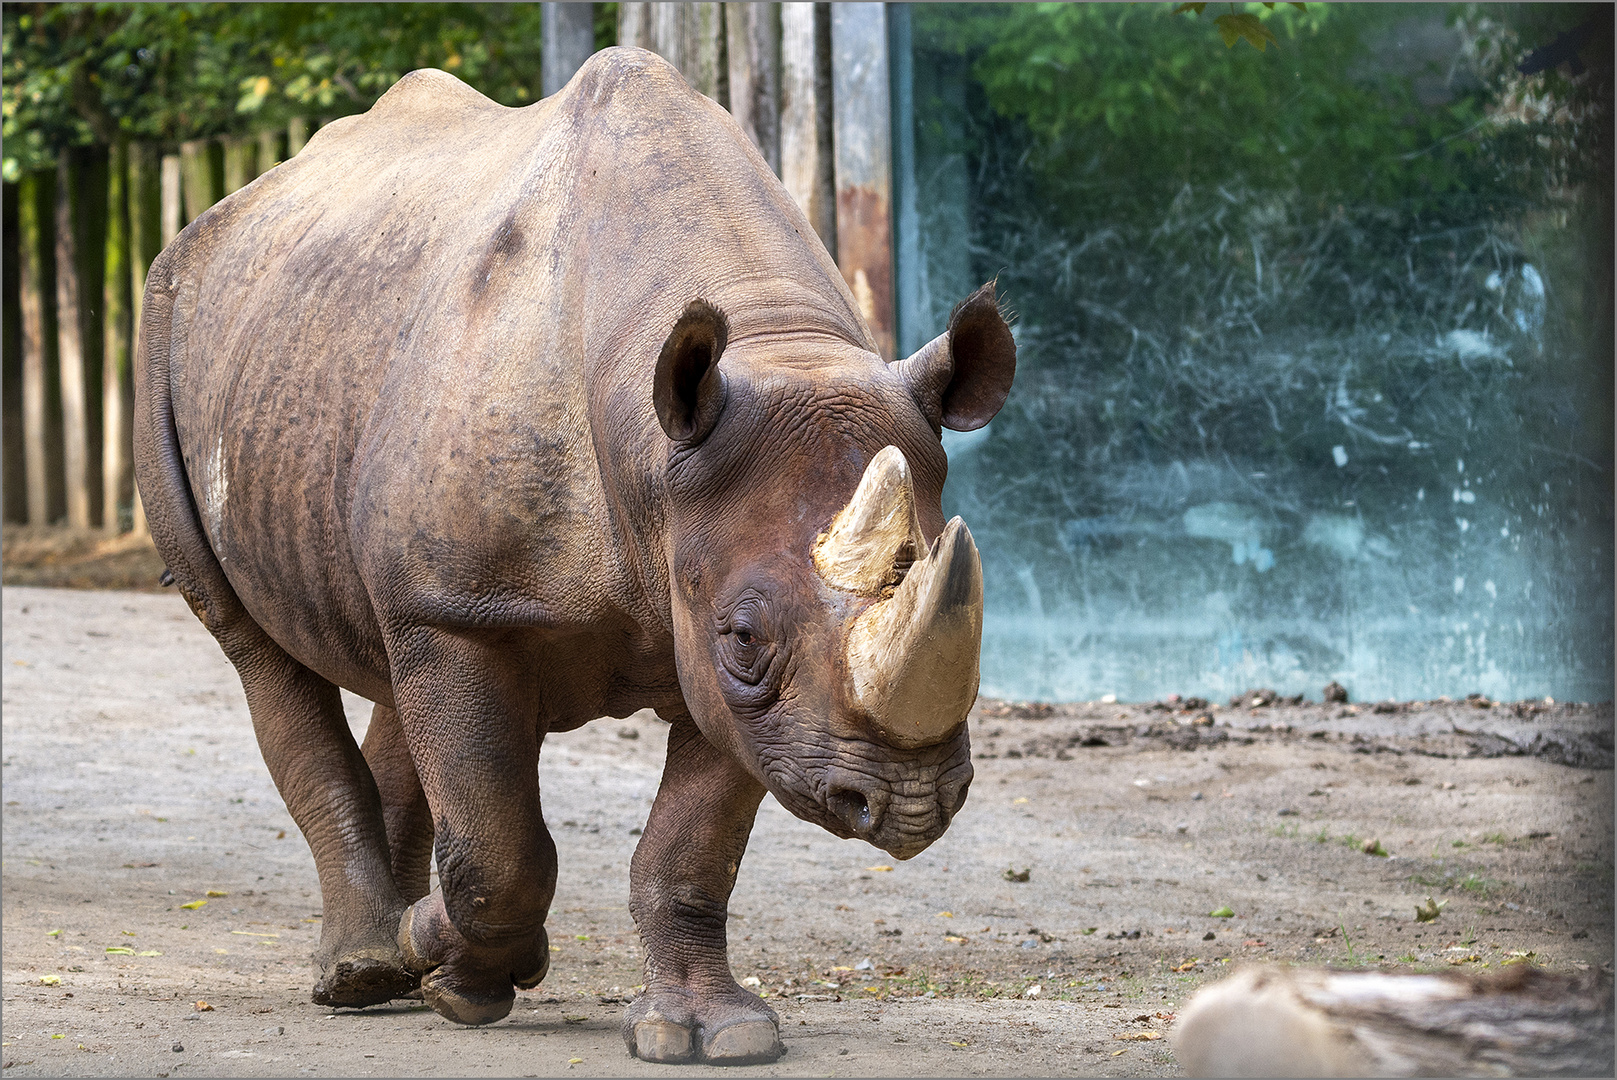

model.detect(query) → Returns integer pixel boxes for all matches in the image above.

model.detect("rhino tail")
[132,245,252,636]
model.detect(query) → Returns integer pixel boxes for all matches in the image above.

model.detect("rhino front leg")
[625,709,782,1065]
[388,627,556,1026]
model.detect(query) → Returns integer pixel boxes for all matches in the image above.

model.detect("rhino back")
[155,49,864,709]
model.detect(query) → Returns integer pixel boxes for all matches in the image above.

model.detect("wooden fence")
[1,1,899,532]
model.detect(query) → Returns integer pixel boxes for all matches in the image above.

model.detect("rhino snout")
[819,760,972,860]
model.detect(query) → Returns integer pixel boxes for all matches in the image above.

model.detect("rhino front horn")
[809,449,981,748]
[845,516,984,747]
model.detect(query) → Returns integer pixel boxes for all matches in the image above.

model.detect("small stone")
[263,1025,283,1036]
[1203,932,1216,941]
[1175,823,1189,833]
[1191,791,1204,801]
[1277,808,1298,817]
[172,1043,184,1053]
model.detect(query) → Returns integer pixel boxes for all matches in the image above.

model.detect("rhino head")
[652,284,1015,860]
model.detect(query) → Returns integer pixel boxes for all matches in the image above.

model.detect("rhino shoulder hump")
[369,67,499,120]
[569,46,691,107]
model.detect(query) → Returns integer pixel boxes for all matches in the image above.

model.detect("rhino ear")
[654,299,730,443]
[892,282,1016,433]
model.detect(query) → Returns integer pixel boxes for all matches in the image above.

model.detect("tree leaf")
[1215,13,1280,51]
[1173,3,1209,14]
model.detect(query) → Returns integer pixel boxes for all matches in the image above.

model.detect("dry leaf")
[194,1000,214,1012]
[205,890,228,898]
[105,947,134,955]
[865,865,894,872]
[39,975,60,986]
[179,900,206,910]
[1115,1031,1162,1041]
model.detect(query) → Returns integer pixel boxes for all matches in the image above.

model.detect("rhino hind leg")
[360,702,435,904]
[211,622,418,1008]
[624,710,784,1065]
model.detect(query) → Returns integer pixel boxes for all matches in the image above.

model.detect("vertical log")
[56,154,91,528]
[888,3,922,357]
[620,2,728,105]
[19,171,62,524]
[830,3,895,359]
[222,135,255,195]
[128,143,160,537]
[287,117,309,158]
[258,128,282,174]
[3,182,26,523]
[726,3,781,174]
[780,2,836,251]
[160,154,182,247]
[543,3,598,96]
[103,139,133,532]
[179,138,218,225]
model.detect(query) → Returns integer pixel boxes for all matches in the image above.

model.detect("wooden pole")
[287,117,309,157]
[179,138,217,225]
[780,2,835,252]
[222,134,255,195]
[830,3,895,359]
[620,3,728,105]
[103,138,133,533]
[257,128,281,173]
[543,3,598,97]
[2,182,24,523]
[160,154,182,247]
[726,3,781,175]
[55,153,92,528]
[18,172,60,525]
[128,143,160,536]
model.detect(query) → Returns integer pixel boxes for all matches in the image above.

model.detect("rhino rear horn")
[654,299,729,443]
[812,446,928,596]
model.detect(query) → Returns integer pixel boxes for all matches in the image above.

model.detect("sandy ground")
[1,584,1611,1077]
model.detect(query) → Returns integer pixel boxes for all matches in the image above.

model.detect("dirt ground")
[2,582,1612,1077]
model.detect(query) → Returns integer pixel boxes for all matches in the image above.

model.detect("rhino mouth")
[759,735,973,860]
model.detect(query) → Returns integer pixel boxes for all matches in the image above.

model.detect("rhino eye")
[734,628,756,648]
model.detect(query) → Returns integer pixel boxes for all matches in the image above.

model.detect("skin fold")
[133,47,1014,1064]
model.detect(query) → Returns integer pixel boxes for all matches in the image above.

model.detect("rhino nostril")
[826,787,875,835]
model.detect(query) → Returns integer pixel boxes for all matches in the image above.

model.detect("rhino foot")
[311,954,419,1008]
[624,987,783,1065]
[420,965,515,1026]
[397,895,548,1025]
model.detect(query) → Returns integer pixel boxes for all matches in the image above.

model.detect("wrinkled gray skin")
[133,49,1015,1065]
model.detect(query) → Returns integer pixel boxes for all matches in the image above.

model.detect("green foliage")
[3,3,547,178]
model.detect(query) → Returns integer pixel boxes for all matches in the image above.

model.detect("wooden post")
[258,128,282,173]
[160,154,182,246]
[287,117,309,157]
[830,2,895,359]
[543,3,598,96]
[2,182,24,523]
[128,143,160,537]
[222,135,255,195]
[179,138,217,225]
[103,139,133,533]
[780,2,836,253]
[726,3,781,174]
[55,154,92,528]
[888,3,922,357]
[18,173,62,525]
[620,2,728,105]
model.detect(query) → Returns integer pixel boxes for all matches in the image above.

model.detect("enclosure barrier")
[1,2,910,535]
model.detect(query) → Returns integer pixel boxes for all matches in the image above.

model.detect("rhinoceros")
[134,47,1014,1064]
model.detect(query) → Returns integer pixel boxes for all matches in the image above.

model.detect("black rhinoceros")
[134,47,1014,1064]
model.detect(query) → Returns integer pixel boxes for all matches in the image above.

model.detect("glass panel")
[900,4,1613,703]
